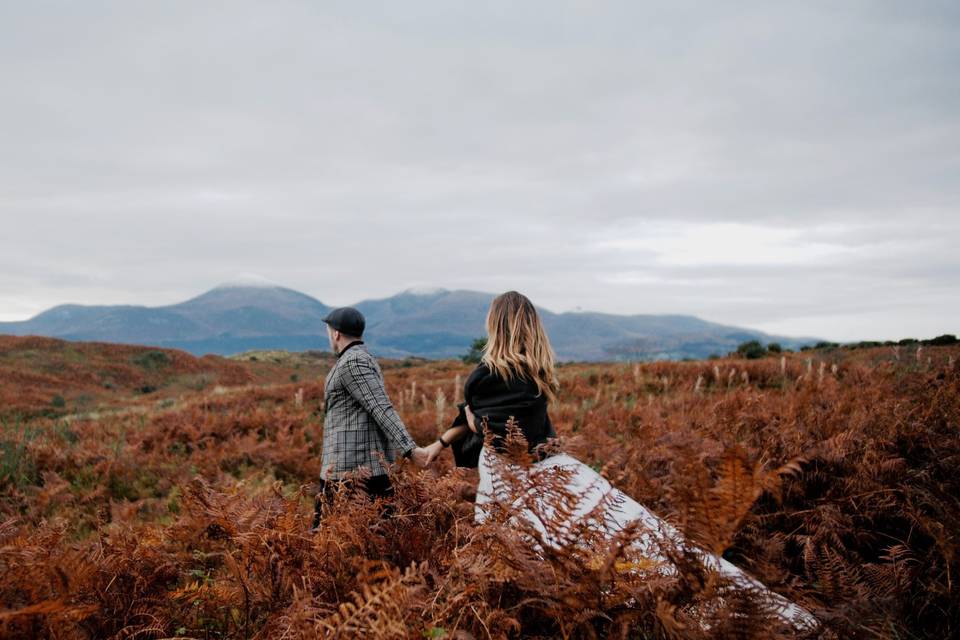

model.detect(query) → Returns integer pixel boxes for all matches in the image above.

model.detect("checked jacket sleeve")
[340,356,417,458]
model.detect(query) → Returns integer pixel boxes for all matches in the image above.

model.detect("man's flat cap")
[322,306,365,337]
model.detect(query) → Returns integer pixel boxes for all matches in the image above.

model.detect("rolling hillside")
[0,284,817,361]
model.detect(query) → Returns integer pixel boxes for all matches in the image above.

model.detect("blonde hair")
[482,291,560,403]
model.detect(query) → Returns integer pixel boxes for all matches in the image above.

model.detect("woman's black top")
[450,362,557,467]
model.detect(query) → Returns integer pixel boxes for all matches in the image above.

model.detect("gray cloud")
[1,1,958,341]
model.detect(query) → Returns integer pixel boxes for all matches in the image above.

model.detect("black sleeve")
[462,363,488,407]
[449,364,489,429]
[544,410,557,438]
[451,403,467,427]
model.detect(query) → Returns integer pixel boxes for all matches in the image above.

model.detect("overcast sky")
[2,1,958,342]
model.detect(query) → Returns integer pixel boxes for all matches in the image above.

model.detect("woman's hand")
[465,405,477,433]
[424,440,444,466]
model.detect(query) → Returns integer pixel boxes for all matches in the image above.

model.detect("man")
[313,306,429,528]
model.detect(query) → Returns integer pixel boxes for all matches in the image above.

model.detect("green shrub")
[133,350,171,370]
[735,340,766,359]
[461,337,487,364]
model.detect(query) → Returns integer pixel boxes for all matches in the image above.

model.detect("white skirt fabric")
[475,446,817,631]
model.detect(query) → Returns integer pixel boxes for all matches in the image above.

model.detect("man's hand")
[410,446,431,469]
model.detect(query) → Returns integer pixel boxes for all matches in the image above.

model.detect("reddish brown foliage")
[0,339,958,638]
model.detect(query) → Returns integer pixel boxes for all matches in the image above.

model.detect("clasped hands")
[409,404,477,469]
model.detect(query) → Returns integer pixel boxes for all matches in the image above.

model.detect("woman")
[422,290,560,521]
[422,291,817,631]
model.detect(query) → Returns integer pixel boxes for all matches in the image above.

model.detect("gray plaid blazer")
[320,342,416,480]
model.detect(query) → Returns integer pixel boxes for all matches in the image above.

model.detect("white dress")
[475,446,818,631]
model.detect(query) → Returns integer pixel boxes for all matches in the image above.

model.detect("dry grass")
[1,337,958,638]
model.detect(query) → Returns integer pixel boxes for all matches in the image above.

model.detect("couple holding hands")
[313,290,558,527]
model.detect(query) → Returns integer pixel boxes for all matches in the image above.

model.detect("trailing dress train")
[474,445,819,631]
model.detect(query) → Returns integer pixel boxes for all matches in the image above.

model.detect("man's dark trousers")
[312,474,394,529]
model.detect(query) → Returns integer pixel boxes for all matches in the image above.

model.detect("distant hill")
[0,283,332,356]
[0,335,255,420]
[0,284,818,361]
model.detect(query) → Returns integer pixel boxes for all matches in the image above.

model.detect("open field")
[1,336,958,638]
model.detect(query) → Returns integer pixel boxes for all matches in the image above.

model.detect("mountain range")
[0,284,818,361]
